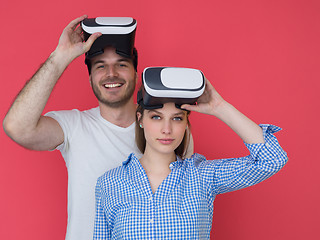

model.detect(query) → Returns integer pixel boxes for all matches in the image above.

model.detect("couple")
[3,15,288,239]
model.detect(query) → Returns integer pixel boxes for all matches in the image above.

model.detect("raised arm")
[181,78,264,144]
[183,78,288,194]
[3,15,101,151]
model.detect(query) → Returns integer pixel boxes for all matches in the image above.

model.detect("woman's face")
[138,102,188,156]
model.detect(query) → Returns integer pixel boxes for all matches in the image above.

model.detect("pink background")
[1,0,319,239]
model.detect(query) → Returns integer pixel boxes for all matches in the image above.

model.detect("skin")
[2,15,138,150]
[89,47,138,127]
[137,78,264,194]
[138,103,188,193]
[90,47,137,109]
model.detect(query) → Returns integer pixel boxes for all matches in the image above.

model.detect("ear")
[89,76,93,87]
[137,112,142,122]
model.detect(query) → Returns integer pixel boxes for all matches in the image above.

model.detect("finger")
[67,15,88,31]
[80,32,85,42]
[204,78,215,91]
[75,25,83,35]
[180,104,200,112]
[83,32,102,51]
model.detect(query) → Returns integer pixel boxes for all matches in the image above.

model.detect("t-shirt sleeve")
[45,109,81,153]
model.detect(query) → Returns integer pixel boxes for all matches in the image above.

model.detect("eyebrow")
[148,109,185,116]
[118,58,131,63]
[92,58,131,66]
[92,60,105,66]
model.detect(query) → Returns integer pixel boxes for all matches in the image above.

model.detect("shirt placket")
[147,193,155,240]
[129,155,156,239]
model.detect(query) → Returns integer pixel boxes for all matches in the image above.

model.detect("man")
[3,15,193,240]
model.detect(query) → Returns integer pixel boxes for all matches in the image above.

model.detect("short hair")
[85,47,138,75]
[135,104,191,159]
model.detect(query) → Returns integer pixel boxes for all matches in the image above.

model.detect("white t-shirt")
[45,107,142,240]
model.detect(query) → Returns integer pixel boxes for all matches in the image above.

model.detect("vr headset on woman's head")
[137,67,205,109]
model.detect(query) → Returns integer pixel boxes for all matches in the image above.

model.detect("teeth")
[104,83,122,88]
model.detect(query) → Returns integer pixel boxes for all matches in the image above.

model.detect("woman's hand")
[181,78,226,117]
[181,77,264,144]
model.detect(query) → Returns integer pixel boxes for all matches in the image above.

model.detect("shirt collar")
[123,153,184,169]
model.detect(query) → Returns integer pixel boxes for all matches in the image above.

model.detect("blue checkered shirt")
[94,124,288,239]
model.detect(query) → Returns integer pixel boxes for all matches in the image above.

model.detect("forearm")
[3,15,101,149]
[181,78,264,144]
[213,101,264,144]
[3,50,68,142]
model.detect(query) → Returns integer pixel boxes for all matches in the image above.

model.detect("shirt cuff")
[244,124,283,160]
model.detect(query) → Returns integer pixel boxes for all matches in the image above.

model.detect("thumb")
[83,32,102,52]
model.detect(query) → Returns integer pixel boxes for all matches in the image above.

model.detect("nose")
[105,65,119,78]
[161,120,172,135]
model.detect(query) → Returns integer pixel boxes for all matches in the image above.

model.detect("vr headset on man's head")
[137,67,205,110]
[81,17,137,64]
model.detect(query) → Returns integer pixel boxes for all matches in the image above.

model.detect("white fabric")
[45,107,142,240]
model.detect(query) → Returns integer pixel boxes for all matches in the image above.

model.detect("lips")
[157,138,174,145]
[101,77,125,89]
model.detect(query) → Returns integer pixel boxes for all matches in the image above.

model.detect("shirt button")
[149,219,154,224]
[265,143,270,148]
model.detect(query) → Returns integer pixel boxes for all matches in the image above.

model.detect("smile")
[104,83,123,88]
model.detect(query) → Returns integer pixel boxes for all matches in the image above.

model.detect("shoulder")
[182,153,221,178]
[97,164,127,190]
[45,107,99,120]
[44,107,101,129]
[97,152,137,187]
[102,165,126,179]
[183,153,208,168]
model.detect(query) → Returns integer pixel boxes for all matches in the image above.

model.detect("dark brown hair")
[135,104,191,159]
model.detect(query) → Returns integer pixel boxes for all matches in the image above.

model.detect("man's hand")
[54,15,102,64]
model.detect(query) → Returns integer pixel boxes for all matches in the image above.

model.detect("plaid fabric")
[94,124,288,239]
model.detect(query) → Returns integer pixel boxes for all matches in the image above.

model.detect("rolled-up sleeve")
[196,124,288,195]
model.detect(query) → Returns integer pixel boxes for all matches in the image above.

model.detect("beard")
[91,77,136,108]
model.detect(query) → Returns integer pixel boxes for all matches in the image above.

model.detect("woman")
[93,72,288,239]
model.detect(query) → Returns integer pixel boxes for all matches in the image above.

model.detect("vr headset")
[81,17,137,63]
[137,67,205,109]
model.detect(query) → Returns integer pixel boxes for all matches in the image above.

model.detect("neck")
[140,148,176,174]
[140,147,176,194]
[99,99,137,128]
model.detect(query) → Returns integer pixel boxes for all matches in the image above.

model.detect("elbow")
[3,114,34,149]
[256,150,288,177]
[279,151,289,170]
[3,115,17,140]
[276,148,288,169]
[268,151,289,174]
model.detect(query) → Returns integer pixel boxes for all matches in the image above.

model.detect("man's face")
[89,47,137,108]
